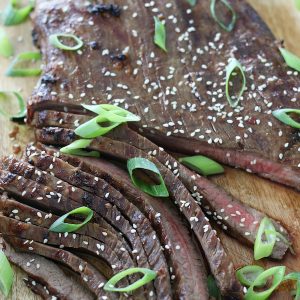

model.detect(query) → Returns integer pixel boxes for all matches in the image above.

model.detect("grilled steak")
[28,0,300,190]
[0,238,94,300]
[35,127,243,298]
[37,143,210,300]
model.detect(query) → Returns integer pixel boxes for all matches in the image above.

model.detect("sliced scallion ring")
[60,139,100,157]
[210,0,237,32]
[82,104,141,123]
[272,108,300,129]
[254,217,277,260]
[0,91,26,120]
[104,268,157,293]
[225,58,246,108]
[0,250,14,297]
[280,48,300,72]
[179,155,224,176]
[207,275,221,299]
[127,157,169,198]
[2,0,35,26]
[5,51,42,77]
[236,265,266,287]
[49,33,83,51]
[245,266,286,300]
[0,29,14,58]
[75,115,121,139]
[153,16,167,52]
[49,206,94,233]
[284,272,300,300]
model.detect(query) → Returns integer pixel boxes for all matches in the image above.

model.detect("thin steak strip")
[0,238,95,300]
[35,127,243,299]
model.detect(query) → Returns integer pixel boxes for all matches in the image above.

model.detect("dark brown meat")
[32,112,291,259]
[40,144,210,300]
[0,238,94,300]
[28,0,300,190]
[35,127,243,299]
[24,277,56,300]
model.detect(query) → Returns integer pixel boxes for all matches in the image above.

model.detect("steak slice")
[23,149,172,299]
[106,125,291,259]
[0,238,94,300]
[24,276,57,300]
[31,110,291,259]
[28,0,300,189]
[40,144,210,300]
[35,127,243,299]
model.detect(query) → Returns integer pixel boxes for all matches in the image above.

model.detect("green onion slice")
[272,108,300,129]
[236,265,266,287]
[82,104,141,123]
[2,0,35,26]
[0,29,13,58]
[210,0,237,32]
[127,157,169,198]
[0,250,14,297]
[280,47,300,72]
[6,51,42,77]
[179,155,224,176]
[296,0,300,10]
[254,217,277,260]
[187,0,197,6]
[104,268,157,293]
[284,273,300,300]
[49,206,93,233]
[0,91,26,120]
[153,16,167,52]
[75,115,121,139]
[245,266,286,300]
[49,33,83,51]
[60,139,100,157]
[207,275,221,300]
[225,58,246,108]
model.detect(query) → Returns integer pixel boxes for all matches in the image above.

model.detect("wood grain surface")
[0,1,299,299]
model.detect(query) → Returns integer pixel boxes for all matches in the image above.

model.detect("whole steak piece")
[28,0,300,189]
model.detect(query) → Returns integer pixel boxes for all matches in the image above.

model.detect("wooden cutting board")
[0,1,299,299]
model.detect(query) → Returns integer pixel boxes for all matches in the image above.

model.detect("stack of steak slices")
[0,0,299,299]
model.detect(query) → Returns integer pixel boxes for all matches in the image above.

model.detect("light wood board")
[0,1,299,299]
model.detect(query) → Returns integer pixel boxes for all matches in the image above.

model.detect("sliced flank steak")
[27,0,300,190]
[35,127,243,299]
[0,238,95,300]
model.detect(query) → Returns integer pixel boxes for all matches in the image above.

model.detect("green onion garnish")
[0,91,26,120]
[210,0,237,32]
[296,0,300,10]
[179,155,224,176]
[272,108,300,129]
[207,275,221,300]
[49,33,83,51]
[236,265,266,287]
[127,157,169,198]
[279,48,300,72]
[2,0,35,26]
[0,29,13,58]
[153,16,167,52]
[60,139,100,157]
[187,0,197,6]
[82,104,141,123]
[254,217,277,260]
[284,272,300,300]
[104,268,157,293]
[75,104,140,139]
[5,51,42,77]
[225,58,246,108]
[0,251,14,297]
[49,206,93,233]
[244,266,285,300]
